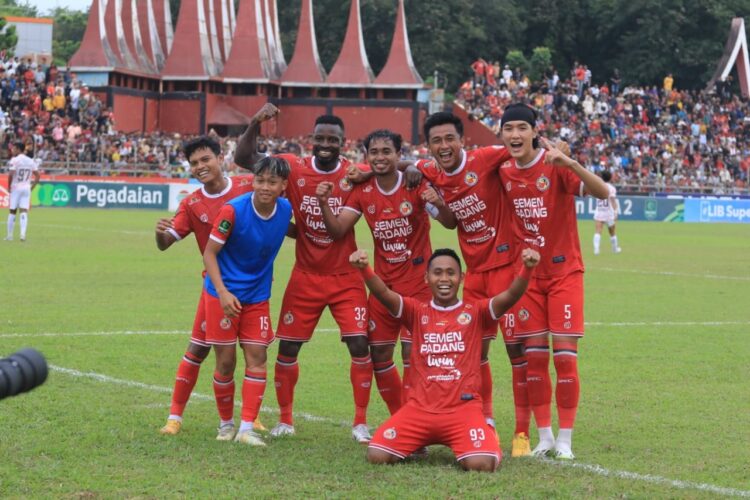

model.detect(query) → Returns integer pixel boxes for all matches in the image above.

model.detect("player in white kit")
[592,170,621,255]
[6,142,40,242]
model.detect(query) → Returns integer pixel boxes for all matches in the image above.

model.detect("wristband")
[519,265,534,281]
[359,265,376,280]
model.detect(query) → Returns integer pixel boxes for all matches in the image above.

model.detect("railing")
[0,161,187,178]
[617,183,750,196]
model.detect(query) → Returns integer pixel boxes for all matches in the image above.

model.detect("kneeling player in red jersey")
[350,247,539,471]
[498,103,609,459]
[203,156,294,445]
[154,135,256,435]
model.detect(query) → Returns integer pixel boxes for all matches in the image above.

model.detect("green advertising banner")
[31,181,169,210]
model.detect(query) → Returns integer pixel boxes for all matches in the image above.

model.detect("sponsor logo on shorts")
[218,219,232,235]
[457,312,472,325]
[464,171,478,186]
[496,243,509,253]
[368,320,376,332]
[357,321,365,329]
[297,178,306,187]
[473,440,482,448]
[383,427,397,440]
[559,378,574,383]
[564,321,572,330]
[339,178,353,192]
[220,318,232,330]
[367,204,376,214]
[261,330,268,338]
[536,175,550,192]
[200,321,206,332]
[506,181,512,191]
[399,201,413,216]
[199,213,209,223]
[518,308,529,321]
[283,312,294,325]
[552,255,566,264]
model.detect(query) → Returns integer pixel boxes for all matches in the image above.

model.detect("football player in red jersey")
[498,103,608,459]
[235,107,375,443]
[351,247,539,471]
[408,112,534,456]
[317,129,456,416]
[154,136,257,435]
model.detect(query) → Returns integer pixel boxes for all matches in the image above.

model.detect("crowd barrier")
[1,178,748,224]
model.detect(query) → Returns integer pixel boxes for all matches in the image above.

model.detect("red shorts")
[514,270,585,338]
[276,267,368,342]
[204,294,275,346]
[464,265,517,343]
[189,289,209,347]
[369,401,502,464]
[368,278,431,346]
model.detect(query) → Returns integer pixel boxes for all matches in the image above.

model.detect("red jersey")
[343,172,434,285]
[397,297,497,413]
[498,150,584,278]
[277,154,360,274]
[417,146,514,272]
[169,175,254,254]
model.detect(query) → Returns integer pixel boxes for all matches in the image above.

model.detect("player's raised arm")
[349,249,401,316]
[540,137,609,199]
[234,103,279,169]
[155,217,177,251]
[316,181,360,239]
[421,185,457,229]
[490,248,540,318]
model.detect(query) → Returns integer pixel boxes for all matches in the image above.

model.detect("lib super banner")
[31,181,169,210]
[683,198,750,224]
[575,196,684,222]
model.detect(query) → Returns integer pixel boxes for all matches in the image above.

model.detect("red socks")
[510,354,531,435]
[241,369,266,423]
[525,340,552,428]
[553,346,580,429]
[169,351,204,417]
[373,361,402,415]
[213,372,235,422]
[274,355,299,425]
[350,355,373,426]
[480,359,494,419]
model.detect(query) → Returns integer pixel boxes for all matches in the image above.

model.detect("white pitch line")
[3,322,748,340]
[36,223,151,236]
[593,267,750,282]
[49,364,750,497]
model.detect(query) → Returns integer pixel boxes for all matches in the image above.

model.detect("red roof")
[220,0,272,82]
[281,0,326,85]
[162,0,217,79]
[327,0,374,85]
[374,0,423,87]
[123,0,157,73]
[69,0,120,70]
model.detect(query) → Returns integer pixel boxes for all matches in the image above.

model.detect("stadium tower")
[69,0,427,142]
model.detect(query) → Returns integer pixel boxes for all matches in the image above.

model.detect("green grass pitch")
[1,208,749,498]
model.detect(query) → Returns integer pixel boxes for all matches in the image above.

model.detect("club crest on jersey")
[368,320,376,332]
[357,321,365,329]
[339,178,353,192]
[220,318,232,330]
[297,178,306,187]
[200,213,209,223]
[421,315,429,325]
[518,308,530,322]
[464,171,478,186]
[189,196,201,205]
[473,440,483,448]
[218,219,232,234]
[564,321,572,330]
[457,312,472,325]
[363,185,373,193]
[383,427,397,440]
[536,175,550,192]
[367,205,376,215]
[399,201,413,216]
[506,182,512,192]
[283,312,294,325]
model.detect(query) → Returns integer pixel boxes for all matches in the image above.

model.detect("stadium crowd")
[459,59,750,194]
[1,54,748,194]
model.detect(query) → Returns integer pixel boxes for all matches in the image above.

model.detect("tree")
[506,49,528,74]
[528,46,552,81]
[0,16,17,54]
[50,7,88,66]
